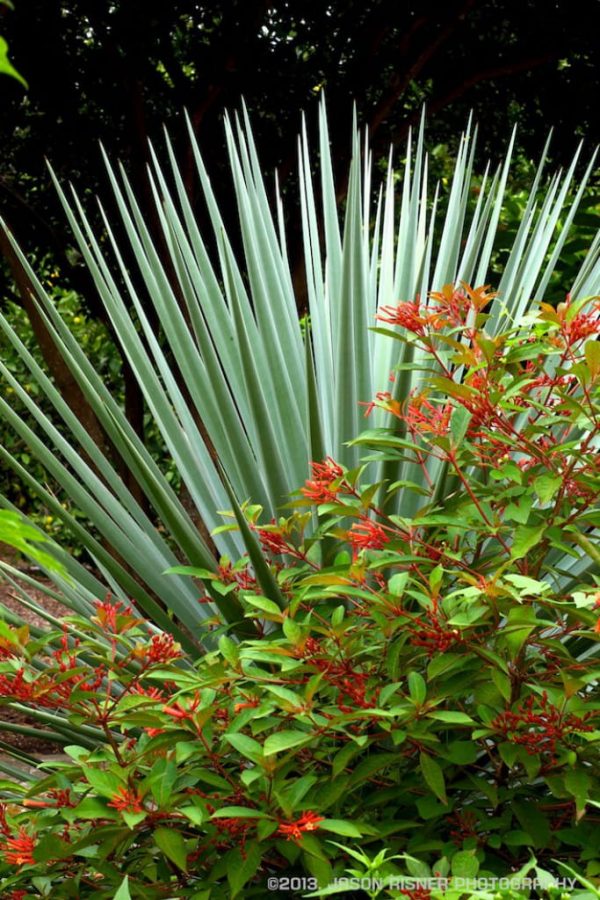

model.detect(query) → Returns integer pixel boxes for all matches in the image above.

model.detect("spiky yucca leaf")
[0,101,599,645]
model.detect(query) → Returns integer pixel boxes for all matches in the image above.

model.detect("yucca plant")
[0,101,599,663]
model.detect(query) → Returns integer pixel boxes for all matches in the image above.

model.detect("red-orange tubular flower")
[107,787,145,815]
[376,298,431,335]
[348,518,389,552]
[146,633,182,663]
[277,811,324,841]
[404,392,452,438]
[301,456,347,503]
[1,828,36,866]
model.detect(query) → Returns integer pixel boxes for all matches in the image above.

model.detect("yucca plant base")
[0,103,599,895]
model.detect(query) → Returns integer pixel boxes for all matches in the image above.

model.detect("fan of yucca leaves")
[0,101,599,661]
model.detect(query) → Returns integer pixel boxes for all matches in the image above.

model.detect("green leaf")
[180,805,208,826]
[263,730,312,756]
[348,752,399,785]
[81,767,125,799]
[0,36,27,88]
[33,834,67,864]
[505,495,532,524]
[123,809,147,829]
[426,710,474,724]
[113,876,132,900]
[585,338,600,378]
[503,573,551,595]
[533,474,562,504]
[211,807,269,819]
[450,406,472,446]
[427,654,463,679]
[419,752,447,805]
[408,671,427,705]
[332,741,363,777]
[511,523,546,560]
[149,758,178,807]
[491,669,511,702]
[444,741,478,764]
[552,860,600,896]
[320,818,363,837]
[154,826,188,872]
[513,801,551,848]
[451,849,479,878]
[283,616,302,643]
[224,733,264,760]
[228,842,263,897]
[416,795,448,820]
[498,742,519,768]
[68,798,119,821]
[565,769,590,820]
[219,634,240,666]
[243,595,284,618]
[501,606,539,657]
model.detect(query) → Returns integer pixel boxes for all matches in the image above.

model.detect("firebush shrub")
[0,286,599,898]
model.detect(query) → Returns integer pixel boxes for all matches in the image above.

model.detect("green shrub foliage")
[0,288,599,897]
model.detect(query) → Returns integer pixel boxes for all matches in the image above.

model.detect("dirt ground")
[0,544,70,755]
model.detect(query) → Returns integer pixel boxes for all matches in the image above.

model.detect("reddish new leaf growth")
[0,638,19,660]
[428,283,497,328]
[91,596,142,634]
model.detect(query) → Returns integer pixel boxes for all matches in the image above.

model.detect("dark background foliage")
[1,0,599,305]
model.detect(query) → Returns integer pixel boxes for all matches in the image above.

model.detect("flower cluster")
[0,661,105,709]
[539,295,600,346]
[491,693,595,762]
[0,826,36,866]
[108,786,145,814]
[277,811,324,841]
[91,596,142,634]
[216,559,258,591]
[300,456,348,503]
[403,392,453,439]
[144,633,182,664]
[407,600,461,657]
[376,282,496,335]
[347,517,389,554]
[301,638,378,711]
[376,298,432,335]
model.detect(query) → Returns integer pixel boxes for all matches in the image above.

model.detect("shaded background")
[1,0,599,296]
